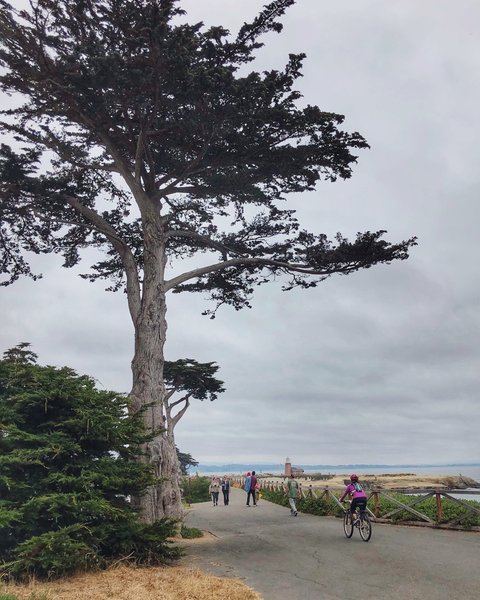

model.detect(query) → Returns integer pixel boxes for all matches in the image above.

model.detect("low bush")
[182,476,211,504]
[0,346,181,581]
[181,526,203,539]
[374,492,480,527]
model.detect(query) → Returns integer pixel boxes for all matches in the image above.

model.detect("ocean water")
[197,465,480,481]
[303,465,480,481]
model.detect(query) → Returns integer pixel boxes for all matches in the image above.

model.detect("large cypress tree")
[0,0,416,520]
[0,344,180,580]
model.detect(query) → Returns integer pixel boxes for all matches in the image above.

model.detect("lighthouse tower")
[284,457,292,477]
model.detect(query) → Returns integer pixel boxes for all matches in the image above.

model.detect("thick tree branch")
[169,395,190,410]
[164,256,357,292]
[63,195,141,322]
[170,397,190,431]
[164,388,176,402]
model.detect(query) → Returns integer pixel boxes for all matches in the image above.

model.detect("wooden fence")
[232,477,480,531]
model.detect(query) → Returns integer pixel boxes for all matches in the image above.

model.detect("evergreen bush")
[180,526,203,539]
[0,345,181,580]
[181,476,211,504]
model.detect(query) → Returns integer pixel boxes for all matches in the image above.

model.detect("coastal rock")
[439,475,480,489]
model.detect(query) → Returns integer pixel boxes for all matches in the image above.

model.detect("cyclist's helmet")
[350,474,359,481]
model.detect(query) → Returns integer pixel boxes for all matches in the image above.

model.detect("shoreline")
[257,473,480,490]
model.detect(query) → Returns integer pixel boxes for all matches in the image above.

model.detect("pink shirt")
[340,483,367,501]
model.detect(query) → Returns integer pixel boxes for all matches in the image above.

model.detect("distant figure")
[244,471,252,505]
[255,479,261,504]
[247,470,257,506]
[209,477,220,506]
[339,474,367,522]
[287,473,299,516]
[221,476,230,505]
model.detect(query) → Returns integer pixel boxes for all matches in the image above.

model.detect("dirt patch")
[175,530,219,545]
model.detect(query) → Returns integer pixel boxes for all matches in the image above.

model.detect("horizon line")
[193,461,480,468]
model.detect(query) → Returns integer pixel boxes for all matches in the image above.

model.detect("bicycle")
[342,502,372,542]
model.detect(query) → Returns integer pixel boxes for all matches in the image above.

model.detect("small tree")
[165,359,224,436]
[176,448,199,476]
[0,344,180,580]
[0,0,417,520]
[149,358,223,487]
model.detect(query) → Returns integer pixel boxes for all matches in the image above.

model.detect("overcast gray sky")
[1,0,479,467]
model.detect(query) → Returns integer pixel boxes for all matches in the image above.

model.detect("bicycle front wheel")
[343,511,354,538]
[359,514,372,542]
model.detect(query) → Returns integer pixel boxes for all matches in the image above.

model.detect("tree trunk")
[129,214,183,522]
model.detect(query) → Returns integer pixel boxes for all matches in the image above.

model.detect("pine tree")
[0,344,180,580]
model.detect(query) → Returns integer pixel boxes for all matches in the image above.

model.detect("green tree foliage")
[0,345,180,580]
[176,448,199,476]
[164,359,224,435]
[0,0,416,299]
[181,476,211,505]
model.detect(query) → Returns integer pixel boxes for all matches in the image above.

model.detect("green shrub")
[0,345,180,581]
[180,525,203,539]
[182,476,211,504]
[0,594,19,600]
[377,492,480,527]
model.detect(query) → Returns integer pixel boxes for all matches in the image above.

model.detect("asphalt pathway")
[183,488,480,600]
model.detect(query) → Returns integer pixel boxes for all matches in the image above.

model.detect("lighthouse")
[284,457,292,477]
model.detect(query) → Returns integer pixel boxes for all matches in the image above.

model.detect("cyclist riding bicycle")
[339,474,367,523]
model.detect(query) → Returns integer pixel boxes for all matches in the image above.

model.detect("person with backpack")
[339,474,367,522]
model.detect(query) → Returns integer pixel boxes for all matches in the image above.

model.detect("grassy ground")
[0,565,262,600]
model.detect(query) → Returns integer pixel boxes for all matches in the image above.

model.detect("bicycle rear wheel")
[343,511,354,538]
[359,513,372,542]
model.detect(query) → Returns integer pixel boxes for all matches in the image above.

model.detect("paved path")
[184,488,479,600]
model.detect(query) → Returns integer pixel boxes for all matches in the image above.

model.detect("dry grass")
[0,565,263,600]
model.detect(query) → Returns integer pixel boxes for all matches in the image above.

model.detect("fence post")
[373,492,379,517]
[435,492,443,524]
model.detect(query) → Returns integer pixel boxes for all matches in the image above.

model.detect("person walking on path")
[221,476,230,505]
[247,470,257,506]
[209,477,220,506]
[287,473,299,516]
[244,471,251,505]
[255,480,261,504]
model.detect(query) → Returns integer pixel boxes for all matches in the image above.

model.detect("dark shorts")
[351,497,367,513]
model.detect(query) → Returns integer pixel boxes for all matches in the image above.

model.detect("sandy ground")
[258,472,479,490]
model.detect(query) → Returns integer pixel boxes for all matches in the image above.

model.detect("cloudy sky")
[1,0,479,467]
